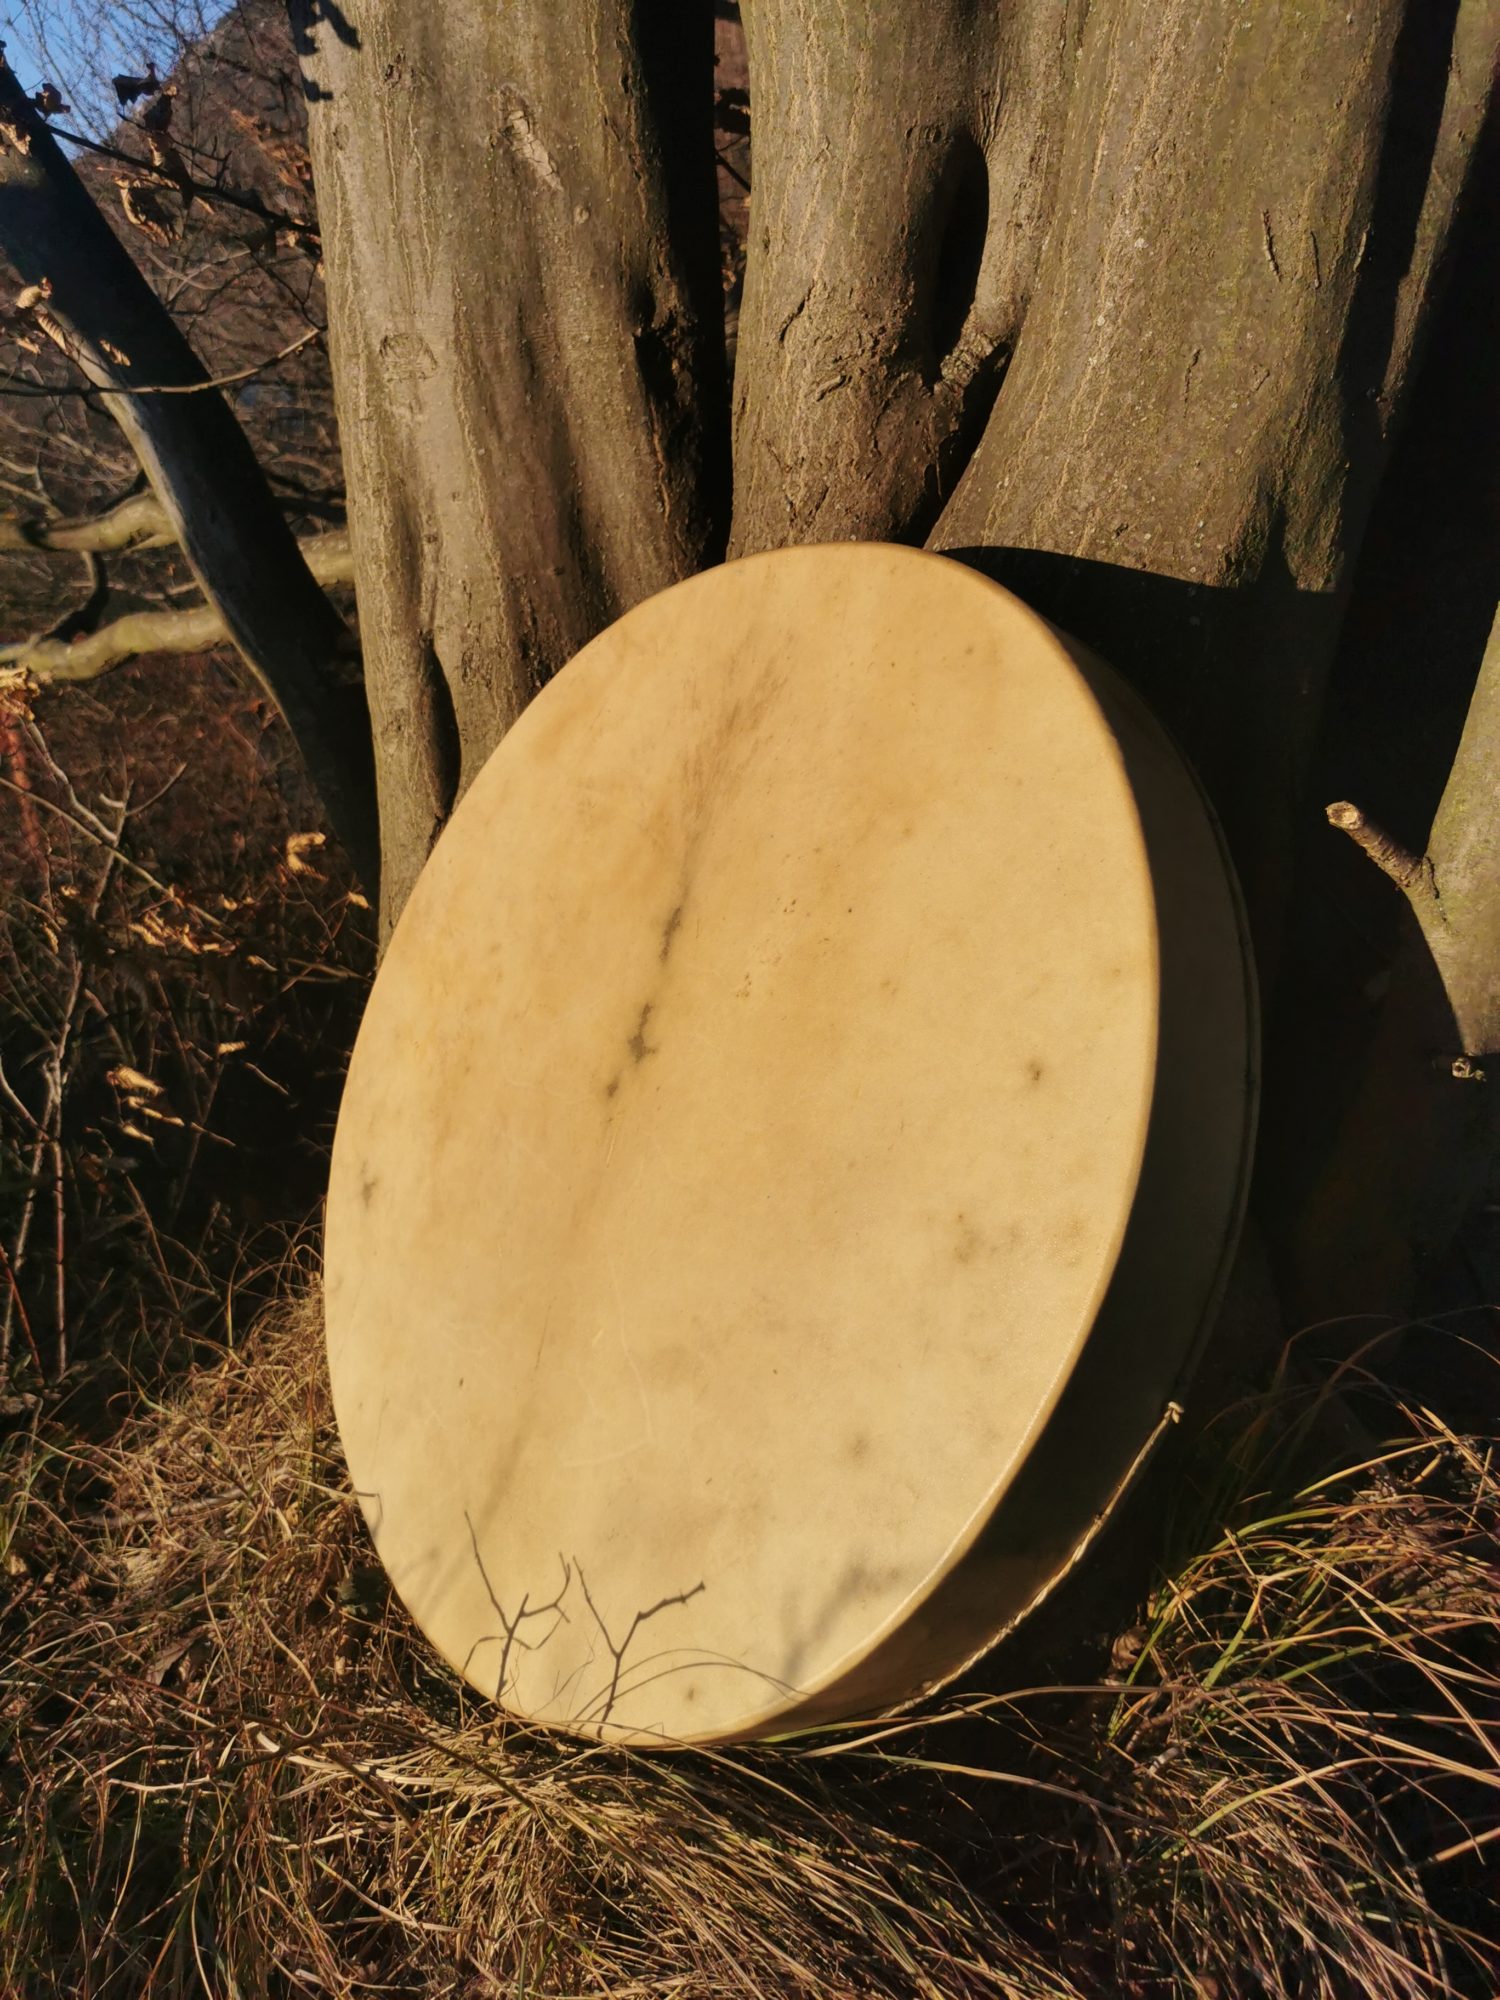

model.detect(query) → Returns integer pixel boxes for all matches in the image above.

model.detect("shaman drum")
[324,544,1256,1746]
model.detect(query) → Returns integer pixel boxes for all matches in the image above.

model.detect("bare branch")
[0,527,354,686]
[0,323,323,399]
[1325,802,1436,899]
[2,601,224,683]
[0,769,220,916]
[0,58,377,891]
[1328,611,1500,1064]
[46,121,319,247]
[0,488,172,552]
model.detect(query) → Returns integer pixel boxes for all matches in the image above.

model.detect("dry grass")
[2,1300,1497,1999]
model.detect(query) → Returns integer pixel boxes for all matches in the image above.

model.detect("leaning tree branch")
[0,528,356,689]
[0,62,377,891]
[1328,607,1500,1062]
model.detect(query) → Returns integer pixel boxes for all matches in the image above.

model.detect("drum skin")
[324,544,1257,1747]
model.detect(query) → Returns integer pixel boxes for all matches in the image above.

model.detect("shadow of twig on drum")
[574,1565,706,1731]
[462,1512,573,1704]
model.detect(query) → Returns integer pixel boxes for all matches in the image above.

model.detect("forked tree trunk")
[294,0,1499,1313]
[735,0,1495,973]
[727,0,1082,551]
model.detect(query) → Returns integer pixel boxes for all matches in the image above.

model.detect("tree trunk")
[725,0,1495,973]
[0,59,380,891]
[931,0,1496,971]
[296,0,1494,947]
[1282,610,1500,1318]
[294,0,729,926]
[293,0,1499,1311]
[727,0,1082,551]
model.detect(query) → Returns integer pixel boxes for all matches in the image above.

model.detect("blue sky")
[3,0,232,140]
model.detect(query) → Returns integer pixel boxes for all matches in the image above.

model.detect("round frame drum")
[325,544,1257,1746]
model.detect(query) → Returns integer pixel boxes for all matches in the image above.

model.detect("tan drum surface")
[325,544,1255,1746]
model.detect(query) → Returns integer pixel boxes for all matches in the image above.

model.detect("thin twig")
[46,122,318,242]
[0,772,220,919]
[0,1231,43,1377]
[1326,801,1435,899]
[0,325,323,400]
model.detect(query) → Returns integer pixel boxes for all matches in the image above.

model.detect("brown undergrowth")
[0,664,372,1395]
[2,1300,1496,1999]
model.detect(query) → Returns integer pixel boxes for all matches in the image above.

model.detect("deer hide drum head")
[325,544,1256,1747]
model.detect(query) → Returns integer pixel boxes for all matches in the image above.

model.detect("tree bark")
[930,0,1496,970]
[721,0,1495,979]
[291,0,1498,1318]
[0,60,379,891]
[293,0,729,928]
[728,0,1083,551]
[1422,612,1500,1066]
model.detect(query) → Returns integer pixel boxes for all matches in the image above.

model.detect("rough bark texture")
[1423,610,1500,1065]
[726,0,1495,974]
[294,0,729,927]
[931,0,1496,966]
[293,0,1499,1315]
[728,0,1082,550]
[0,60,379,890]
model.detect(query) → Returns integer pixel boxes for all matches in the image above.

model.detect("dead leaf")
[284,830,327,878]
[115,176,179,248]
[147,1632,201,1686]
[145,135,194,208]
[107,1064,163,1098]
[1110,1625,1148,1674]
[112,66,160,108]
